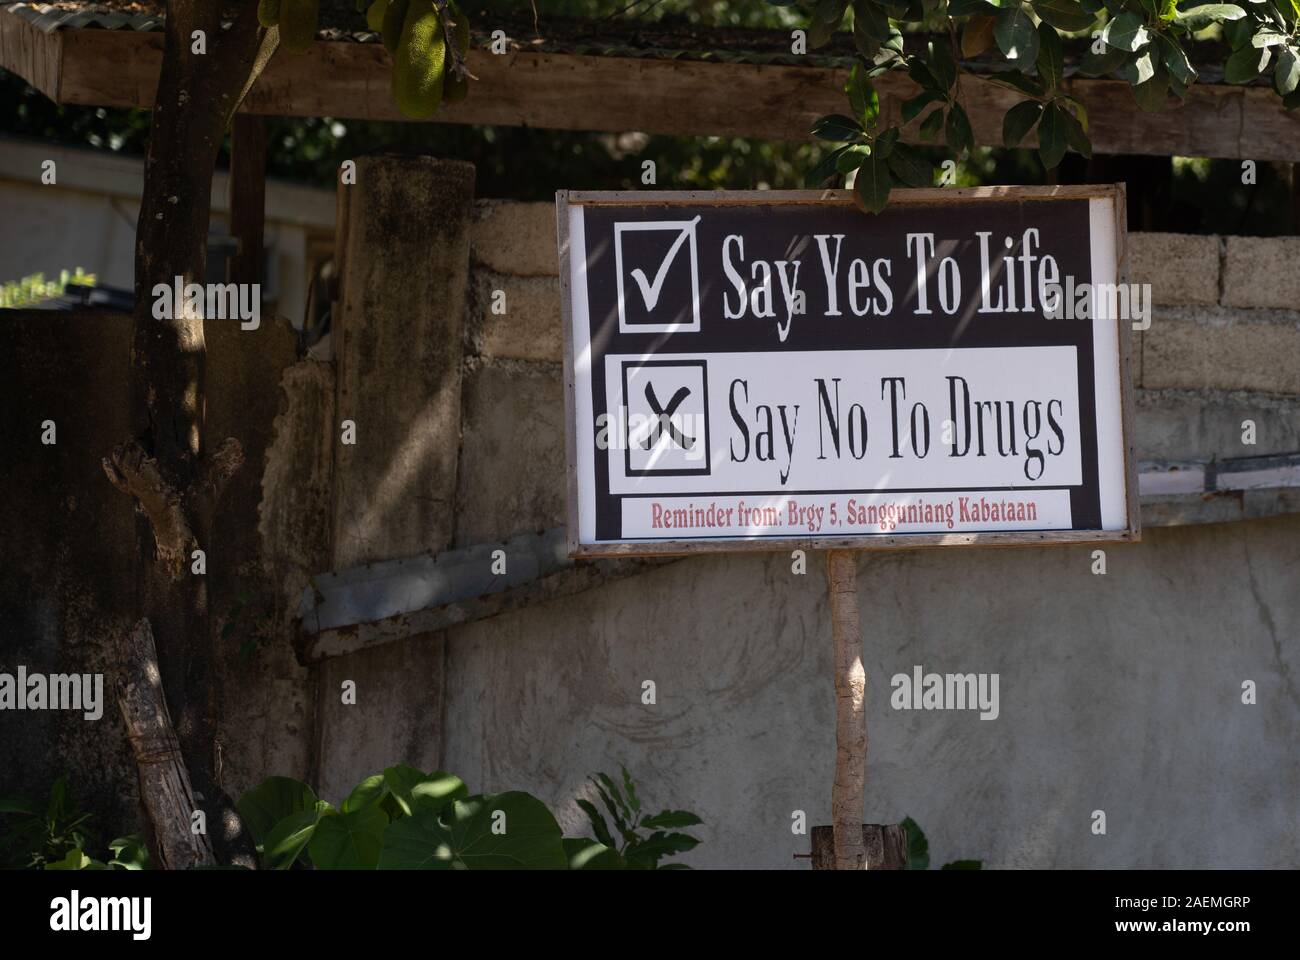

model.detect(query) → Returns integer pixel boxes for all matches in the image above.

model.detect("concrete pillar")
[331,155,476,569]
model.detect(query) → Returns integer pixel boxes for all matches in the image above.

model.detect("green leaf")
[1058,102,1093,156]
[886,143,933,187]
[945,102,975,155]
[808,17,837,49]
[563,837,626,869]
[1157,34,1196,85]
[382,764,426,816]
[1038,102,1067,168]
[1036,21,1064,88]
[640,809,705,830]
[308,804,386,869]
[846,64,881,127]
[575,797,616,848]
[854,152,893,213]
[382,765,467,817]
[927,38,959,92]
[1252,31,1290,49]
[814,0,851,23]
[1172,3,1245,29]
[1033,0,1098,30]
[1275,44,1300,96]
[410,771,469,814]
[595,772,631,821]
[852,0,892,43]
[918,106,946,141]
[625,831,700,868]
[1224,41,1269,83]
[837,144,873,173]
[1078,41,1128,75]
[377,792,566,869]
[106,835,149,870]
[620,766,641,815]
[984,68,1047,97]
[907,57,940,93]
[901,816,930,870]
[902,89,945,122]
[1101,12,1149,52]
[1002,99,1043,146]
[236,776,318,851]
[995,5,1040,62]
[1121,46,1157,85]
[942,858,984,869]
[812,114,864,141]
[342,774,387,814]
[262,803,329,870]
[45,848,93,870]
[805,145,851,186]
[873,125,900,158]
[1131,64,1169,111]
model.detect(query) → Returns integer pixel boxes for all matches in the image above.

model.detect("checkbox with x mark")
[614,215,702,333]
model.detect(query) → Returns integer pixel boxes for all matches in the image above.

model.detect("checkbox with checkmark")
[614,215,702,333]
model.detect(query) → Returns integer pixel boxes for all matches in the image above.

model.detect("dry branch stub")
[116,618,217,870]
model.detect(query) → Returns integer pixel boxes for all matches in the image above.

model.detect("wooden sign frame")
[556,185,1140,559]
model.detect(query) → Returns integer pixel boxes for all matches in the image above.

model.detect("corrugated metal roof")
[5,2,163,33]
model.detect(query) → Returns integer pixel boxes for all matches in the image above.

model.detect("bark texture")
[116,618,216,869]
[108,1,280,866]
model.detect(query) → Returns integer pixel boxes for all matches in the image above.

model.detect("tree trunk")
[828,549,867,870]
[109,0,279,866]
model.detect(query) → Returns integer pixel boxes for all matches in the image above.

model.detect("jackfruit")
[392,2,446,120]
[365,0,388,34]
[257,0,281,28]
[279,0,319,54]
[382,0,409,55]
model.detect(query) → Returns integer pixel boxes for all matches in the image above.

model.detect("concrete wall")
[432,204,1300,868]
[3,171,1297,869]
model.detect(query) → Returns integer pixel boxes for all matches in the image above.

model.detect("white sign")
[558,188,1138,555]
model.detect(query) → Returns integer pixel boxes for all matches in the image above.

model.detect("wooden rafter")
[4,8,1300,159]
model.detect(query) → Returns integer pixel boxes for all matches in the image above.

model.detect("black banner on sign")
[558,188,1138,557]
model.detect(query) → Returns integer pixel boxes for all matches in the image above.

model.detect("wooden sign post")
[828,549,867,869]
[556,186,1138,869]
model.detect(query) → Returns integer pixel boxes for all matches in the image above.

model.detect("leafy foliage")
[233,764,698,869]
[782,0,1300,209]
[0,775,148,870]
[901,815,983,869]
[573,766,703,869]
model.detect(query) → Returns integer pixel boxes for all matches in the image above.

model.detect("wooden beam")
[8,13,1300,160]
[228,114,266,289]
[0,4,62,101]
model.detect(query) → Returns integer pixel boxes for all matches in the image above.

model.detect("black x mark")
[643,383,696,450]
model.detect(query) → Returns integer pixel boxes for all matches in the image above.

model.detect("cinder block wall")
[460,206,1300,538]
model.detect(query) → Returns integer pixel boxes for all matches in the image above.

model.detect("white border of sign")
[557,185,1140,559]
